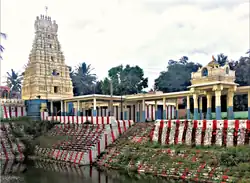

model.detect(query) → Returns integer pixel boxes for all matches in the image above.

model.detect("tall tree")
[70,62,97,96]
[155,57,202,92]
[6,69,22,98]
[101,65,148,95]
[228,52,250,111]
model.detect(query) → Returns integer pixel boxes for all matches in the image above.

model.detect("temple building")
[22,14,73,100]
[48,56,250,121]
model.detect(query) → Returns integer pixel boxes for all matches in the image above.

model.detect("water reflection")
[0,160,181,183]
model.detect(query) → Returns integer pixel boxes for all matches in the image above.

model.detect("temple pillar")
[82,103,86,116]
[136,103,140,122]
[175,99,179,119]
[163,97,167,119]
[73,103,77,116]
[227,89,234,120]
[141,99,146,122]
[92,98,97,116]
[124,103,128,120]
[50,101,54,116]
[193,93,199,120]
[64,102,67,116]
[154,101,158,120]
[215,90,222,120]
[60,101,63,116]
[186,95,190,119]
[199,97,203,119]
[206,92,212,120]
[77,100,80,116]
[248,90,250,120]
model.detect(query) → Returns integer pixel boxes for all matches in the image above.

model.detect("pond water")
[1,160,182,183]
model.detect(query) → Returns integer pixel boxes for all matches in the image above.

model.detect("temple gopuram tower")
[22,14,73,100]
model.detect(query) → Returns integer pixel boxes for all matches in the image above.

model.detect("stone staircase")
[35,120,134,165]
[97,122,155,166]
[0,123,25,161]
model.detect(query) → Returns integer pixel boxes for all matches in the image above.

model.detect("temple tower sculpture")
[22,15,73,100]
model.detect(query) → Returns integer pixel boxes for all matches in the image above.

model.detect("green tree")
[228,52,250,111]
[71,62,97,96]
[0,32,6,60]
[6,69,22,98]
[216,53,228,66]
[101,65,148,95]
[154,56,202,92]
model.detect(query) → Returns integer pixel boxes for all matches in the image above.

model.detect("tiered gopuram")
[22,15,73,100]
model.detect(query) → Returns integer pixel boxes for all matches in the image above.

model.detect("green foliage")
[101,64,148,95]
[154,56,202,92]
[70,62,98,96]
[6,69,23,97]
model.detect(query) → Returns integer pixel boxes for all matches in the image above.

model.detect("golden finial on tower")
[212,55,216,61]
[207,55,219,67]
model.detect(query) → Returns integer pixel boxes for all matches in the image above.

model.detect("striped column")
[227,89,234,120]
[193,94,199,120]
[206,93,212,120]
[199,97,203,120]
[186,95,190,119]
[215,89,222,120]
[163,98,167,119]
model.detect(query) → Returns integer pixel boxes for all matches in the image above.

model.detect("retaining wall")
[0,123,25,161]
[151,119,250,147]
[34,120,134,165]
[0,105,26,119]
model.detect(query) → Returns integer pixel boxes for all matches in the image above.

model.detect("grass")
[100,139,250,182]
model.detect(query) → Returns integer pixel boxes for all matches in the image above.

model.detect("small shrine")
[188,56,238,120]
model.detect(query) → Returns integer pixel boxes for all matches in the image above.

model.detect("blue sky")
[1,0,249,89]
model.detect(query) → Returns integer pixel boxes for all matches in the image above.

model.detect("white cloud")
[1,0,249,89]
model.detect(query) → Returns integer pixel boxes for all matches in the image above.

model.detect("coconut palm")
[216,53,228,66]
[71,62,97,95]
[6,69,23,98]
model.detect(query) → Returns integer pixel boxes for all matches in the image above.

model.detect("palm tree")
[216,53,228,66]
[6,69,23,98]
[0,32,7,60]
[0,33,7,85]
[71,62,97,95]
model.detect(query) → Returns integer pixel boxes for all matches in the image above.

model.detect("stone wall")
[97,122,250,182]
[0,123,25,161]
